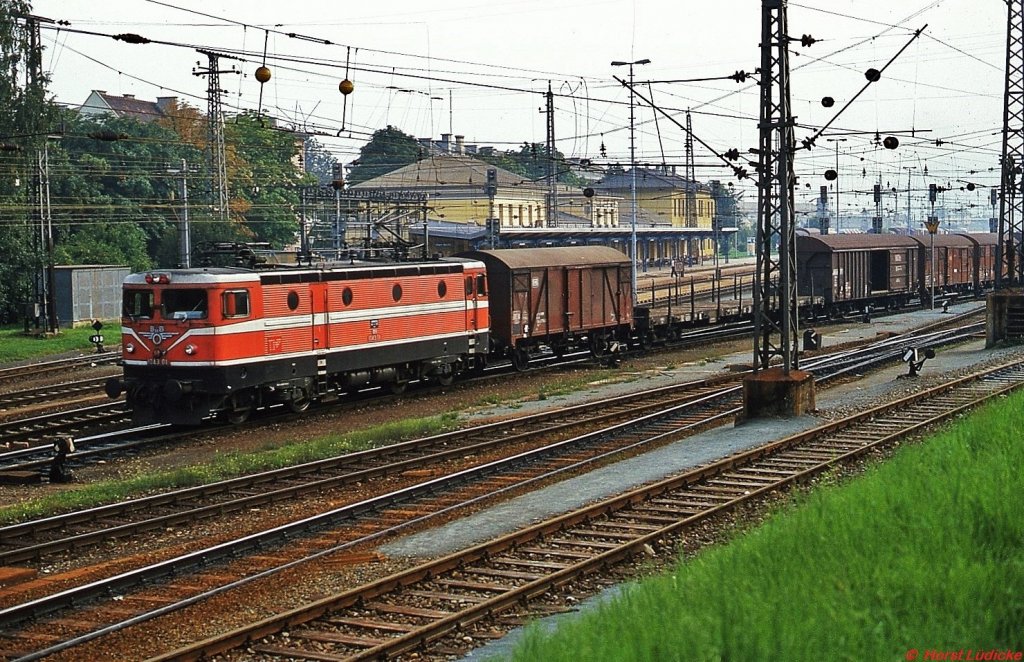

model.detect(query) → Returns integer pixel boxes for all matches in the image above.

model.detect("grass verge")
[505,390,1024,661]
[0,324,108,363]
[0,413,459,524]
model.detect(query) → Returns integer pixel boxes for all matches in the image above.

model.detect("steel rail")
[152,358,1024,662]
[0,317,974,564]
[0,352,118,382]
[0,325,993,660]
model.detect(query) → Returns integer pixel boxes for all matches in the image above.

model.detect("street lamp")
[825,137,846,231]
[611,58,651,305]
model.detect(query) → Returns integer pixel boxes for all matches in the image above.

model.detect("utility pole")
[611,58,651,305]
[684,111,698,263]
[193,50,238,223]
[826,137,846,231]
[37,144,57,333]
[998,0,1024,288]
[544,82,557,228]
[169,160,191,268]
[906,167,914,232]
[873,179,883,233]
[752,0,798,374]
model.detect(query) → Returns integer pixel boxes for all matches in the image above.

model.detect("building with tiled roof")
[351,154,620,230]
[592,167,716,230]
[78,90,177,123]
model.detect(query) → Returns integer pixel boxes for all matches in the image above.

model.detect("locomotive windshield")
[161,289,209,320]
[123,290,154,320]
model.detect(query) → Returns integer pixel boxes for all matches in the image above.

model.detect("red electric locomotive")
[105,258,489,425]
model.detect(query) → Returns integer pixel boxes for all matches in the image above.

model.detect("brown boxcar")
[460,247,632,369]
[958,232,999,292]
[796,234,919,314]
[910,233,975,299]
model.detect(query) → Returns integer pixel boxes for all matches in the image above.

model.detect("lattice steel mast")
[545,82,557,227]
[998,0,1024,288]
[753,0,799,373]
[684,111,698,260]
[193,50,235,223]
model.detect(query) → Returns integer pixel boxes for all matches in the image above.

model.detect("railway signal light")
[991,189,998,205]
[873,184,881,202]
[929,183,938,202]
[485,168,498,196]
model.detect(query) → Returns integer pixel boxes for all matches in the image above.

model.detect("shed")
[55,265,130,326]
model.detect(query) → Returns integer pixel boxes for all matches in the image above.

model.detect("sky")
[28,0,1009,224]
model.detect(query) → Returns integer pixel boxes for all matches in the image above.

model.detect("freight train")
[796,231,998,317]
[105,246,634,425]
[106,234,998,426]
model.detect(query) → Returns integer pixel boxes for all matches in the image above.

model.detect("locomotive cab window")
[465,276,474,296]
[222,290,250,318]
[123,290,153,320]
[476,274,487,296]
[162,289,208,320]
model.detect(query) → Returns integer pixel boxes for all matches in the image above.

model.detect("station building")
[345,139,735,267]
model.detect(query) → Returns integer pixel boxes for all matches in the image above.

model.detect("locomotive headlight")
[184,344,197,355]
[125,343,135,354]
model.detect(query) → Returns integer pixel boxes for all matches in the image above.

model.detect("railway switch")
[49,435,76,483]
[902,348,936,378]
[803,329,820,351]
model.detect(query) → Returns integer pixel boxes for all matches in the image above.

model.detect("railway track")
[0,352,118,384]
[0,403,131,451]
[154,357,1024,662]
[0,321,978,563]
[0,322,986,659]
[0,377,112,414]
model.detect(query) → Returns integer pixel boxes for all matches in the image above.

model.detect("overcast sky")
[30,0,1007,219]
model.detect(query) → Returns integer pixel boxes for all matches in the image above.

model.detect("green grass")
[0,324,113,363]
[505,391,1024,661]
[0,413,459,524]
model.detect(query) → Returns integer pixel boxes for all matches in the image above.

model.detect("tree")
[304,137,339,186]
[477,142,584,186]
[346,126,422,185]
[225,112,313,249]
[0,2,59,322]
[49,110,200,270]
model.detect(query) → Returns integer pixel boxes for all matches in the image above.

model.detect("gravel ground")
[2,301,1015,661]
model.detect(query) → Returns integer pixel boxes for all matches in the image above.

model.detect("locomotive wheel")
[225,408,251,425]
[222,391,253,424]
[389,382,408,395]
[288,389,311,413]
[512,347,530,372]
[589,334,607,358]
